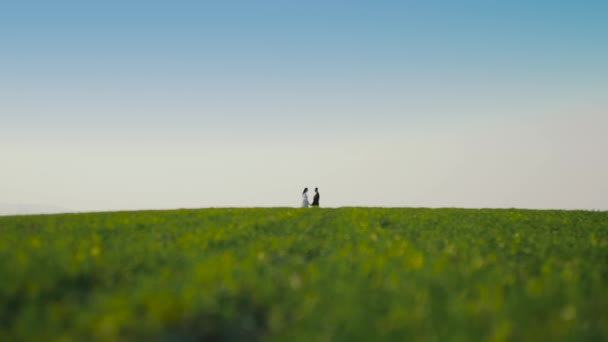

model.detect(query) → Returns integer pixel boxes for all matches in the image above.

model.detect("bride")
[301,188,310,208]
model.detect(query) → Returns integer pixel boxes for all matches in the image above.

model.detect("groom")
[311,187,320,207]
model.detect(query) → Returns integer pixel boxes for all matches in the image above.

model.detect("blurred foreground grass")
[1,208,607,341]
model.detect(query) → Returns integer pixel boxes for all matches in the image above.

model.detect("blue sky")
[1,1,607,212]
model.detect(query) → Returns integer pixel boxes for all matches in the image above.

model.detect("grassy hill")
[0,208,607,341]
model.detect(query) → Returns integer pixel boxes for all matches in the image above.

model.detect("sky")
[1,1,607,213]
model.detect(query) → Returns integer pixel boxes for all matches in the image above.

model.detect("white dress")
[302,193,310,208]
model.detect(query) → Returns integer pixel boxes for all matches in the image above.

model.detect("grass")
[0,207,607,341]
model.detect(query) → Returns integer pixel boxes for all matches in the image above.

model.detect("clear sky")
[1,1,607,212]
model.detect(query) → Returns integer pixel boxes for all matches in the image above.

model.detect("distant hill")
[0,203,71,216]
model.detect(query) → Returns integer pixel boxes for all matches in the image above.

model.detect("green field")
[1,208,607,341]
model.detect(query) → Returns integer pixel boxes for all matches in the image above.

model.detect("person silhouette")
[301,188,310,208]
[311,187,320,207]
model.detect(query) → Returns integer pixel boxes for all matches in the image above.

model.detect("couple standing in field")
[302,187,320,208]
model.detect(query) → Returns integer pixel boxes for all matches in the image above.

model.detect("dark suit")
[311,192,320,207]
